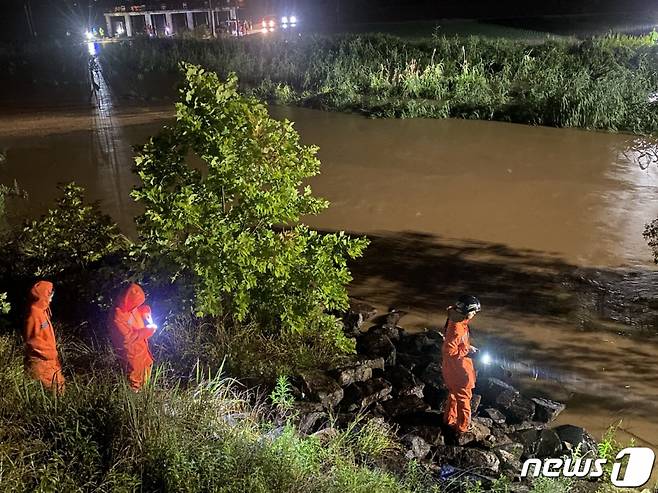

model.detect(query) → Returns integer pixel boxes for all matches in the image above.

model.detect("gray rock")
[481,408,506,425]
[456,419,491,446]
[403,434,432,460]
[532,397,566,423]
[342,377,393,411]
[496,449,522,475]
[396,352,430,372]
[297,411,327,435]
[496,441,525,461]
[385,365,425,398]
[300,371,344,409]
[384,309,407,331]
[481,378,519,408]
[474,416,493,428]
[357,331,396,367]
[423,382,448,410]
[344,301,377,334]
[403,425,445,446]
[419,363,443,386]
[456,447,501,475]
[382,395,431,419]
[553,424,598,455]
[506,395,536,424]
[519,428,562,459]
[471,393,482,415]
[329,358,384,387]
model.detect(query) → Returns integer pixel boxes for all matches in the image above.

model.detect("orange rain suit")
[24,280,65,392]
[441,309,476,433]
[109,283,155,390]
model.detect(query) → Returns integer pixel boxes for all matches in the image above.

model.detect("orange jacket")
[24,281,60,362]
[109,283,155,370]
[441,309,476,390]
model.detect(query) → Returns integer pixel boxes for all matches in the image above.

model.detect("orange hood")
[117,283,145,312]
[30,280,53,310]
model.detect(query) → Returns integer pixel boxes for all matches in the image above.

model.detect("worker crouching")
[441,295,481,434]
[109,283,157,391]
[24,280,65,393]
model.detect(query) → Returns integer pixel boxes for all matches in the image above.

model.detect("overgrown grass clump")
[0,334,440,493]
[101,32,658,133]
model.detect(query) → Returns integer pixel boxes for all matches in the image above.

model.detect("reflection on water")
[1,96,658,447]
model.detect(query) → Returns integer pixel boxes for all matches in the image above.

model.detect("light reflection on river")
[1,94,658,449]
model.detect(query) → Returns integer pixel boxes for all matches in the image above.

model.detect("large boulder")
[480,378,519,408]
[357,331,396,367]
[300,371,344,409]
[518,428,562,459]
[341,377,393,411]
[385,365,425,398]
[532,398,566,424]
[553,425,598,455]
[506,395,537,424]
[382,395,431,420]
[329,358,384,387]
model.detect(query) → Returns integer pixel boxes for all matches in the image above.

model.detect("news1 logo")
[521,448,656,488]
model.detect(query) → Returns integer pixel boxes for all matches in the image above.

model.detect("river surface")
[1,67,658,450]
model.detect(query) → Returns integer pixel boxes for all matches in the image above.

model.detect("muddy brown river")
[1,68,658,450]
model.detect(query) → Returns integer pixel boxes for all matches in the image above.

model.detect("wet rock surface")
[290,305,597,489]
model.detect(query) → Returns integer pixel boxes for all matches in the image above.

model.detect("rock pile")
[292,301,598,485]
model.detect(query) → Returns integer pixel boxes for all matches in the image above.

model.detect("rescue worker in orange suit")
[442,295,481,434]
[24,280,65,393]
[109,283,157,390]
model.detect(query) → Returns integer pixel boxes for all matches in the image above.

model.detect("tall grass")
[100,33,658,133]
[0,333,441,493]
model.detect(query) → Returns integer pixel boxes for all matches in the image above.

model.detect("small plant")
[270,375,295,412]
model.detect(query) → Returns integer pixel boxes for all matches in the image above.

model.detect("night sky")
[1,0,657,40]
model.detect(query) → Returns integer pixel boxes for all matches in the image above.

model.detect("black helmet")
[455,295,481,315]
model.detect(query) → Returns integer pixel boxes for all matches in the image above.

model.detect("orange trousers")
[443,385,472,433]
[126,362,152,391]
[28,358,65,394]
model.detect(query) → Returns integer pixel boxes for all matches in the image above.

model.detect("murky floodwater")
[1,67,658,449]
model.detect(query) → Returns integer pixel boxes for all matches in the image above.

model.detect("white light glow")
[87,41,97,56]
[85,30,93,40]
[290,15,297,23]
[281,16,288,24]
[481,352,492,365]
[268,20,275,27]
[261,20,267,28]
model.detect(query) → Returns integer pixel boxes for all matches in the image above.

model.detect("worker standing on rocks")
[24,280,65,393]
[442,295,480,434]
[109,283,157,391]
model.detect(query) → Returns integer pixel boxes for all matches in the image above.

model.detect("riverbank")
[95,32,658,134]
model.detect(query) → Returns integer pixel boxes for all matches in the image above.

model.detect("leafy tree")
[3,183,130,311]
[133,64,368,352]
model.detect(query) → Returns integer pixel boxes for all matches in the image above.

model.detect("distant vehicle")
[258,15,278,32]
[256,13,298,33]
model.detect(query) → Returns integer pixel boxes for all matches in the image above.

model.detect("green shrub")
[133,64,368,355]
[0,183,131,314]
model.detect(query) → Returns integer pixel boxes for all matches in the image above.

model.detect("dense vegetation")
[100,32,658,134]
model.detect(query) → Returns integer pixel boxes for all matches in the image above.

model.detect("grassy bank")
[100,33,658,133]
[0,333,443,493]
